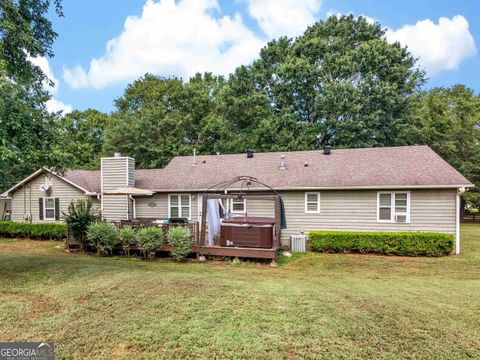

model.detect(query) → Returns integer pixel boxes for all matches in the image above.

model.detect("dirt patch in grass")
[0,239,64,255]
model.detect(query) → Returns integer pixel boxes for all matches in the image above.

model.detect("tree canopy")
[229,16,425,148]
[0,0,65,191]
[1,12,479,195]
[407,85,480,187]
[104,16,427,168]
[0,0,62,86]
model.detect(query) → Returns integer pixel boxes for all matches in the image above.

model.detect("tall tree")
[103,73,231,168]
[225,15,425,149]
[0,60,63,190]
[0,0,64,191]
[0,0,62,86]
[407,85,480,187]
[54,109,110,170]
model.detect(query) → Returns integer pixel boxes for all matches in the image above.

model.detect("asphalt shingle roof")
[63,146,473,193]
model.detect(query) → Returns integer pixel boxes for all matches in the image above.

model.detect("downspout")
[29,184,32,223]
[23,184,26,221]
[129,195,136,219]
[456,187,465,255]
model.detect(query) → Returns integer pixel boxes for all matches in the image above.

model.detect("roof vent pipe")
[280,155,286,170]
[114,151,122,157]
[193,148,197,166]
[323,145,331,155]
[247,150,254,158]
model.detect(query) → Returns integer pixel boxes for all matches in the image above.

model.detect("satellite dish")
[39,184,50,192]
[39,176,52,192]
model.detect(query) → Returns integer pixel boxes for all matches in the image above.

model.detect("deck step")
[196,246,276,259]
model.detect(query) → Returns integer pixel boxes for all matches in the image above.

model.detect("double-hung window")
[169,194,191,219]
[305,192,320,213]
[42,197,56,220]
[230,198,246,214]
[377,192,410,223]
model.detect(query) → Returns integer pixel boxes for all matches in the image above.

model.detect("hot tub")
[220,217,275,248]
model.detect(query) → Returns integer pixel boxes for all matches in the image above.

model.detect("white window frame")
[43,197,56,220]
[230,198,247,214]
[377,191,410,223]
[305,192,321,214]
[168,194,192,220]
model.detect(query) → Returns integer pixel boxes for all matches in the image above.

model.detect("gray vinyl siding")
[278,189,456,246]
[0,199,11,220]
[101,157,135,221]
[135,194,168,219]
[245,198,275,217]
[135,189,456,246]
[127,158,135,186]
[10,172,99,224]
[135,193,198,221]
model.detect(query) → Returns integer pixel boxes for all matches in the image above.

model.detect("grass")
[0,225,479,359]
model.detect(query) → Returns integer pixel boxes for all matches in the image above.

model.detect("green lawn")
[0,225,479,359]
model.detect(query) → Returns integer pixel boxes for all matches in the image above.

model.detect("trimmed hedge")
[0,221,67,240]
[308,231,454,256]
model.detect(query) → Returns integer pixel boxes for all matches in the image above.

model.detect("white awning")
[103,187,154,196]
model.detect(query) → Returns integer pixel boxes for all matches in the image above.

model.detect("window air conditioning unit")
[290,235,307,252]
[395,214,407,223]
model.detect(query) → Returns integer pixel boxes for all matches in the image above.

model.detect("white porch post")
[130,195,136,220]
[455,187,465,255]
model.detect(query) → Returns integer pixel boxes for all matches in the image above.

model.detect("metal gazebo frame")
[196,176,282,260]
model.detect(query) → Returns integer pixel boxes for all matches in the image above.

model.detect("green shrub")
[119,226,137,258]
[63,199,101,251]
[0,222,66,240]
[308,231,454,256]
[138,227,164,259]
[168,226,192,261]
[86,222,119,256]
[29,223,67,240]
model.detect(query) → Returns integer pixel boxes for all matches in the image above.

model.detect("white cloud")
[246,0,321,38]
[29,56,60,95]
[46,98,73,114]
[386,15,477,76]
[29,56,72,114]
[63,0,265,89]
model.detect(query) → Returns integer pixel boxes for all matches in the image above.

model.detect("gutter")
[147,184,475,193]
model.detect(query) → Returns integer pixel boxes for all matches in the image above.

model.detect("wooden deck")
[196,245,277,259]
[67,220,278,260]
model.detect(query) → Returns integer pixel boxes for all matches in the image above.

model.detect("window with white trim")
[43,197,56,220]
[230,198,246,214]
[377,192,410,223]
[169,194,191,219]
[305,192,320,213]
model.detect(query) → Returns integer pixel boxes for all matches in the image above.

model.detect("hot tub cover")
[223,217,276,225]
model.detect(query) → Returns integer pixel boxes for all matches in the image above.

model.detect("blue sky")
[41,0,480,113]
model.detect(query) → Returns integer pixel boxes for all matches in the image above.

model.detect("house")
[1,145,473,255]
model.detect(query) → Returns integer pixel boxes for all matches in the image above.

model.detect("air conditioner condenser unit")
[290,235,307,252]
